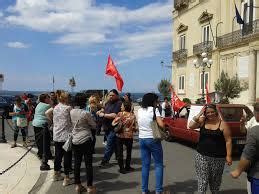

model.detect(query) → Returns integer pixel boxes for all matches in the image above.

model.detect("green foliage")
[195,98,203,104]
[183,98,191,104]
[69,77,76,87]
[214,71,243,104]
[158,79,171,98]
[69,76,76,93]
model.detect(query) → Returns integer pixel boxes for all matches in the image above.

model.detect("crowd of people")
[7,90,259,194]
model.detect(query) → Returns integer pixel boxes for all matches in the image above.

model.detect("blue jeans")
[249,177,259,194]
[103,130,117,161]
[140,138,163,193]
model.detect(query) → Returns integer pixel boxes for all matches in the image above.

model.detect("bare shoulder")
[220,120,228,128]
[221,120,230,132]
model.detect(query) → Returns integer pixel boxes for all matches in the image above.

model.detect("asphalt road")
[2,118,248,194]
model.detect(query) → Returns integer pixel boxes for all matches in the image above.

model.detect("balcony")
[174,0,189,11]
[173,49,188,62]
[193,41,213,55]
[217,19,259,49]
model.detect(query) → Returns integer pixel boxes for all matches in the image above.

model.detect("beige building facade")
[172,0,259,105]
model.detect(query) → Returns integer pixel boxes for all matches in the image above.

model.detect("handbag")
[151,108,169,141]
[62,134,72,152]
[62,114,81,152]
[17,117,27,128]
[114,121,123,133]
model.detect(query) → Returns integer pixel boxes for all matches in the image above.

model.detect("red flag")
[205,83,211,104]
[105,55,124,91]
[171,92,185,112]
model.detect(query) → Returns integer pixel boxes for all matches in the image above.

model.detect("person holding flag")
[171,91,186,113]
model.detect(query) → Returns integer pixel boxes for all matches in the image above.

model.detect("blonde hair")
[89,95,101,110]
[58,91,69,103]
[89,95,99,104]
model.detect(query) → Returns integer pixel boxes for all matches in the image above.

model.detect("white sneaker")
[62,177,70,186]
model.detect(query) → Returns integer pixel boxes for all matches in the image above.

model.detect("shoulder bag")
[62,112,81,152]
[151,107,169,141]
[17,117,28,128]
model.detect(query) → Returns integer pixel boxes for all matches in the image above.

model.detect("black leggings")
[116,137,133,169]
[54,142,72,175]
[13,121,26,142]
[33,126,52,159]
[73,140,93,186]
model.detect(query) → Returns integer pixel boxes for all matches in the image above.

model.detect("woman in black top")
[189,104,232,194]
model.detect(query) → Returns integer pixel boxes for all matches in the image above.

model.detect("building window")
[178,75,185,93]
[179,34,186,49]
[241,0,256,23]
[200,72,209,92]
[241,1,249,23]
[202,25,210,42]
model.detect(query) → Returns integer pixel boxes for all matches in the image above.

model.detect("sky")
[0,0,173,93]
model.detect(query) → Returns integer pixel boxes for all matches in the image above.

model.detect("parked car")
[0,95,16,119]
[163,104,253,150]
[0,95,14,118]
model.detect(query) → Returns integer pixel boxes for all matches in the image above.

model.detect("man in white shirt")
[161,97,172,118]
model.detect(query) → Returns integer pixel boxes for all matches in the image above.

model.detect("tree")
[183,98,191,104]
[158,79,171,98]
[214,71,244,104]
[69,76,76,93]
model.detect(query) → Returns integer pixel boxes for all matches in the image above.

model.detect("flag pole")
[52,76,55,92]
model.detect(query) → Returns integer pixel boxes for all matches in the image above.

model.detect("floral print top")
[113,111,138,139]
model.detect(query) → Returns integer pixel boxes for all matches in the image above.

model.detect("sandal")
[87,186,96,193]
[75,185,87,194]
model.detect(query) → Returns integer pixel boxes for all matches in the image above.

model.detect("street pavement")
[1,118,248,194]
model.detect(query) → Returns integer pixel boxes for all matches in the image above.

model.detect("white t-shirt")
[246,117,259,131]
[161,102,166,118]
[138,107,161,139]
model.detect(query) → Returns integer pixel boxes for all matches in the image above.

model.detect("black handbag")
[114,120,123,133]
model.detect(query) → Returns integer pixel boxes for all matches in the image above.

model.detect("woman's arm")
[156,116,165,128]
[231,128,257,178]
[112,112,122,126]
[189,116,205,129]
[231,158,250,178]
[222,122,232,165]
[45,107,53,122]
[133,115,138,132]
[86,113,97,129]
[188,106,206,129]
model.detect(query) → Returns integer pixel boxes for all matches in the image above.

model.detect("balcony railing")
[173,49,188,62]
[174,0,189,10]
[217,19,259,49]
[193,41,213,55]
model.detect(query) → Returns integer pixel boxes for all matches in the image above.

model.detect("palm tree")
[69,76,76,93]
[158,79,171,98]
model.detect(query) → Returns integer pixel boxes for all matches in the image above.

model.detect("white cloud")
[6,41,30,48]
[115,24,172,63]
[4,0,172,61]
[53,32,106,45]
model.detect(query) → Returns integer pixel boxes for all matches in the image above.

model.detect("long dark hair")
[141,93,158,108]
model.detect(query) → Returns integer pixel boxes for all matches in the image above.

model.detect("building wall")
[172,0,259,105]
